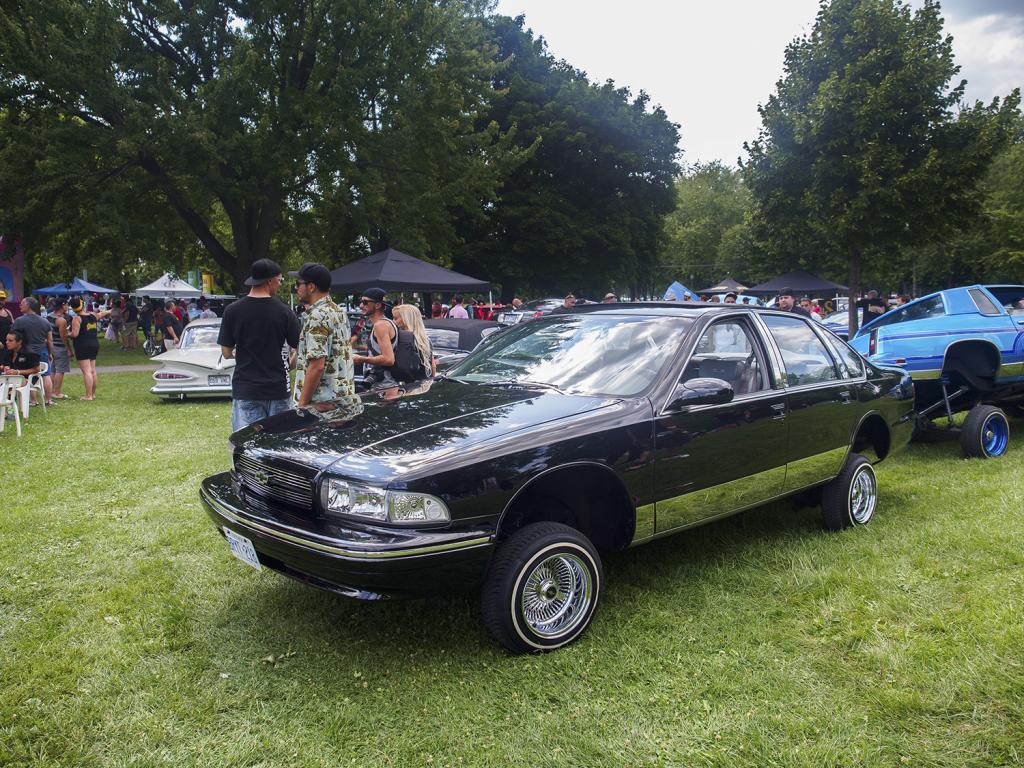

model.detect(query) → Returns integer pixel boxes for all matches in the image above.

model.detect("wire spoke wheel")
[520,553,593,639]
[849,466,876,524]
[482,522,602,653]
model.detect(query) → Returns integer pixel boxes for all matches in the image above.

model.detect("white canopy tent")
[134,273,203,299]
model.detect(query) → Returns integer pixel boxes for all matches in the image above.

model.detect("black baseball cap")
[244,258,283,286]
[778,287,795,298]
[361,287,388,303]
[288,262,332,292]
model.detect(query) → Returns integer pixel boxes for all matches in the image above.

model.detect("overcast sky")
[493,0,1024,167]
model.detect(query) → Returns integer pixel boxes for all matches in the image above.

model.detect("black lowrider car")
[202,304,915,652]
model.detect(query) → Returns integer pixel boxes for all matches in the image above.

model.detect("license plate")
[209,374,230,385]
[223,527,262,570]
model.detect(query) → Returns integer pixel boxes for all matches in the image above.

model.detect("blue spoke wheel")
[961,405,1009,459]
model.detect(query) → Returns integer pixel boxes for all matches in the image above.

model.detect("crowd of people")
[218,259,438,431]
[2,269,919,433]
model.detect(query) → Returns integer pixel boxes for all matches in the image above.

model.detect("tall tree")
[454,15,680,300]
[0,0,509,290]
[659,162,753,290]
[742,0,1020,328]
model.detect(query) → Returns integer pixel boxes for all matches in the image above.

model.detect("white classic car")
[150,318,234,400]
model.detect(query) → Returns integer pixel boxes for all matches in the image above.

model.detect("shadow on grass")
[207,495,836,663]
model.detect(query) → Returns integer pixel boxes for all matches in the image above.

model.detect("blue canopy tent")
[33,277,118,296]
[663,281,695,301]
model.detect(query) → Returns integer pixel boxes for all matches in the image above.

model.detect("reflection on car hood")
[233,380,617,481]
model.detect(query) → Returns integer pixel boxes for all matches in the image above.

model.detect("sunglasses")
[359,299,376,305]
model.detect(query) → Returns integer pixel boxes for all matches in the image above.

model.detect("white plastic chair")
[0,378,23,437]
[15,378,32,419]
[26,360,48,414]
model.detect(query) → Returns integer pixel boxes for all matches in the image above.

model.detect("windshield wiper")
[483,378,566,393]
[436,374,468,384]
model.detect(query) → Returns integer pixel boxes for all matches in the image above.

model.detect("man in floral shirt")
[289,262,354,406]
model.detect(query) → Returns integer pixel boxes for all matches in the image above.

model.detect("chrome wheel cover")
[520,553,593,639]
[850,466,877,524]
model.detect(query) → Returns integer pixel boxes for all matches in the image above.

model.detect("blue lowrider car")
[849,284,1024,457]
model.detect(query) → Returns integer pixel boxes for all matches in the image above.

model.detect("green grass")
[1,373,1022,767]
[86,335,156,366]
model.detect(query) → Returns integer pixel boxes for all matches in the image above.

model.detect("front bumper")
[200,472,494,599]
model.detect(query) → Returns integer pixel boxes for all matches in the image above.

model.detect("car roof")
[185,318,222,327]
[423,318,501,331]
[568,301,780,318]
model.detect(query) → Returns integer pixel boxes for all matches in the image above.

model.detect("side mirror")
[669,377,734,410]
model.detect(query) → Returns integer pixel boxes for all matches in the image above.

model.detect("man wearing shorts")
[12,297,55,405]
[47,297,73,399]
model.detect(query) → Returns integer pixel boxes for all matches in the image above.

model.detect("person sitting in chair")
[1,329,41,377]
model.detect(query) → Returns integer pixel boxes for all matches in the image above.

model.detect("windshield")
[179,325,221,350]
[446,314,692,396]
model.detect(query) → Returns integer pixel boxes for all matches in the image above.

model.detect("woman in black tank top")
[69,297,109,400]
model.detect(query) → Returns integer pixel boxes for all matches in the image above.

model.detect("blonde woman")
[392,304,436,379]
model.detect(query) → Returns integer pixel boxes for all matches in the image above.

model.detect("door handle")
[840,390,852,404]
[770,402,786,420]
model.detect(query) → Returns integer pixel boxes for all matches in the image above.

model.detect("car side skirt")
[629,446,848,546]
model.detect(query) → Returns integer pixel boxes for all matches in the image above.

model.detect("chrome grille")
[234,453,315,510]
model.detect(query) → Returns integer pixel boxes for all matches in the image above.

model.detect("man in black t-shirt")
[776,288,812,318]
[218,258,301,431]
[855,289,887,330]
[162,301,184,349]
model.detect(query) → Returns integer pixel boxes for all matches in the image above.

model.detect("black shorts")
[74,341,99,361]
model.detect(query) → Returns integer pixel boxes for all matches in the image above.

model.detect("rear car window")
[823,333,865,378]
[869,294,946,330]
[762,315,840,386]
[968,288,1002,316]
[424,329,462,350]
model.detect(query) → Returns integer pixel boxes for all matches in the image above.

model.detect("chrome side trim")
[782,445,848,492]
[202,486,491,559]
[1000,361,1024,377]
[655,464,788,533]
[642,475,835,544]
[630,503,656,546]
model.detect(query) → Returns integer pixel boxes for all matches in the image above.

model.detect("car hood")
[154,348,234,370]
[232,379,618,481]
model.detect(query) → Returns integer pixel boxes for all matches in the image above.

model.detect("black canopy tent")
[745,269,847,297]
[696,276,748,294]
[329,249,490,294]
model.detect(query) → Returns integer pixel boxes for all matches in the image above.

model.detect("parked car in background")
[423,318,502,371]
[495,298,564,325]
[202,303,914,653]
[850,284,1024,458]
[821,313,851,341]
[151,318,234,400]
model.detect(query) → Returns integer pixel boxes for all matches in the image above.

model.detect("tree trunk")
[224,189,280,292]
[847,248,861,335]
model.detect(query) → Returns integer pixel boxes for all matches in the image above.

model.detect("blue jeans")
[231,398,291,432]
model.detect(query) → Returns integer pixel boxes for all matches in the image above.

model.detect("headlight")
[387,491,449,522]
[324,479,449,524]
